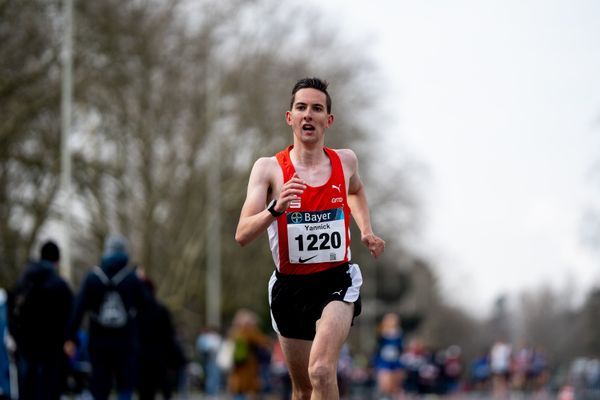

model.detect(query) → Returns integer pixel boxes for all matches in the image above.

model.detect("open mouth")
[302,124,315,131]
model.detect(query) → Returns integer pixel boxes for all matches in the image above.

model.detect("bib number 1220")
[294,231,342,251]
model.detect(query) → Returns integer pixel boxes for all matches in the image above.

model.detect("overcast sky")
[314,0,600,316]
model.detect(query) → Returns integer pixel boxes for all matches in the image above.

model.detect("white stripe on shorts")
[268,271,280,335]
[344,263,363,302]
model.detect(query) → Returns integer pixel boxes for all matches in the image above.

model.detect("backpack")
[92,266,132,328]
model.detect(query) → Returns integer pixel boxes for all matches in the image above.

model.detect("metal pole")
[60,0,73,283]
[206,70,221,329]
[206,145,221,328]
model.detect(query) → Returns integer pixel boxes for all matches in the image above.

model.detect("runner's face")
[286,88,334,144]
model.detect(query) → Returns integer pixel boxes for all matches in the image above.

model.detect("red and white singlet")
[267,146,352,275]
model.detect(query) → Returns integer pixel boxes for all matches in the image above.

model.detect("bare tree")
[1,0,425,348]
[0,0,63,286]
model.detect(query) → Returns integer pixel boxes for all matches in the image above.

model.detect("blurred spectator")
[510,340,532,391]
[529,345,549,394]
[257,335,273,397]
[401,337,428,395]
[270,339,291,400]
[490,338,512,399]
[196,326,223,397]
[469,349,491,392]
[419,350,441,394]
[441,345,463,394]
[0,288,12,399]
[584,358,600,390]
[169,327,189,396]
[570,357,600,393]
[226,309,272,400]
[8,240,73,400]
[373,312,405,399]
[347,352,374,399]
[338,343,354,399]
[65,329,92,398]
[64,234,150,400]
[136,270,184,400]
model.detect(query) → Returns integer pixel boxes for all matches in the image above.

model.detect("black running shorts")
[268,263,363,341]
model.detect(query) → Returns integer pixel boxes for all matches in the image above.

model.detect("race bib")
[286,208,346,264]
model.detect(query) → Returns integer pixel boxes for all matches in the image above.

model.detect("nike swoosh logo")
[298,255,317,263]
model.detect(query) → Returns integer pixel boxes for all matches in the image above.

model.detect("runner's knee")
[308,361,337,389]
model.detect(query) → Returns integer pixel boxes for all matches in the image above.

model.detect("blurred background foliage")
[1,0,598,364]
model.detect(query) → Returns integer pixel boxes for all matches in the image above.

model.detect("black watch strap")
[268,199,284,218]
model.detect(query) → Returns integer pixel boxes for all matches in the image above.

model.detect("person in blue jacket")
[65,234,150,400]
[373,312,405,399]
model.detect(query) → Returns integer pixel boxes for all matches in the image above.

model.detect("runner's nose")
[303,108,313,120]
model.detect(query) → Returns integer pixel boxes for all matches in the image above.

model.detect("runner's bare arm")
[341,149,385,259]
[235,158,278,246]
[235,158,306,246]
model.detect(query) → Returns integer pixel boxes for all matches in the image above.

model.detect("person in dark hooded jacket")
[8,240,74,400]
[64,234,150,400]
[136,271,186,400]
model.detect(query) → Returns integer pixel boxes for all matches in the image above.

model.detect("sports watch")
[267,199,284,218]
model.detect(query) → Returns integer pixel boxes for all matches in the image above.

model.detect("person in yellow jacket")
[226,309,272,400]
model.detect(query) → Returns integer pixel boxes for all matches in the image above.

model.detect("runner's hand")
[361,233,385,258]
[276,173,306,212]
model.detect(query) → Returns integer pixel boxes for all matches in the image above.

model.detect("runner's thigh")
[311,301,354,365]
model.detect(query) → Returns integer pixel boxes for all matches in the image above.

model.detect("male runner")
[235,77,385,400]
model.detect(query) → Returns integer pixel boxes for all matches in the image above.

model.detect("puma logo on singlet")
[332,290,343,296]
[332,184,341,192]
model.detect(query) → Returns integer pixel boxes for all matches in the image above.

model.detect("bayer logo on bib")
[286,208,346,264]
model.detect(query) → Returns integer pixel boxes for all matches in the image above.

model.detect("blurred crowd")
[2,240,600,400]
[188,313,516,399]
[0,237,187,400]
[189,312,598,400]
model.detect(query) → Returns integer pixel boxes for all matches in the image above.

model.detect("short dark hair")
[40,241,60,263]
[290,77,332,113]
